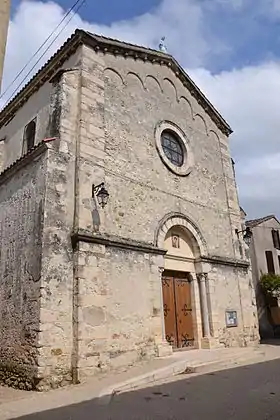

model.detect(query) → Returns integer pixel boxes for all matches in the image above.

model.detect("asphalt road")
[13,358,280,420]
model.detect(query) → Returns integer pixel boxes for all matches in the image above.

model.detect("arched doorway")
[162,225,199,349]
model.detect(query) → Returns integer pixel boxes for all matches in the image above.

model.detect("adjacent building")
[0,30,259,390]
[247,215,280,338]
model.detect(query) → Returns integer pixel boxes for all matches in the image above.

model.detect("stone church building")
[0,30,259,390]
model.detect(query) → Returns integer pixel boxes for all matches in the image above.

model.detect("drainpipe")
[72,66,82,385]
[55,66,82,385]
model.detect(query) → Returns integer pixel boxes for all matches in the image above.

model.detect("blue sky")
[11,0,280,73]
[12,0,162,26]
[4,0,280,218]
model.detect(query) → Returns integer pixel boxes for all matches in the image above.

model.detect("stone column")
[198,273,211,338]
[159,267,166,341]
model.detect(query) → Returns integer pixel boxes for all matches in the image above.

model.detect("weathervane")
[159,36,167,53]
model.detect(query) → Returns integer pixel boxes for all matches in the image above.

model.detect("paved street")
[11,358,280,420]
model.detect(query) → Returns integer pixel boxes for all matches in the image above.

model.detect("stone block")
[0,36,258,391]
[155,342,173,357]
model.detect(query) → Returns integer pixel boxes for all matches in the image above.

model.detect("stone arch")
[209,129,219,140]
[194,113,208,136]
[126,72,146,90]
[155,212,208,257]
[104,68,124,86]
[179,96,194,120]
[163,78,178,102]
[145,75,163,93]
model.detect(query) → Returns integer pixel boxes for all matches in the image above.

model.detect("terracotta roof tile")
[0,138,52,184]
[246,215,277,228]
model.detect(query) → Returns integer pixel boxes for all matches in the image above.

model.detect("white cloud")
[189,62,280,216]
[1,0,227,107]
[2,0,280,218]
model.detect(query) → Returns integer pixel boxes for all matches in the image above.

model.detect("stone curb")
[97,354,250,400]
[96,360,190,404]
[97,349,271,401]
[0,348,274,417]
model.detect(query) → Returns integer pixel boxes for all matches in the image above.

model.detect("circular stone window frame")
[155,121,194,176]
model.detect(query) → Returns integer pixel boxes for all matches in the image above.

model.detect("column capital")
[197,272,208,282]
[158,266,165,274]
[187,272,194,282]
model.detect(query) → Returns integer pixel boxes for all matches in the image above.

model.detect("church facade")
[0,30,259,390]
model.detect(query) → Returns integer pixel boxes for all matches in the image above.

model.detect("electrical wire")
[0,0,84,101]
[2,0,86,106]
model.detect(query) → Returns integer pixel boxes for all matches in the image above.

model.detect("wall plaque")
[225,310,238,328]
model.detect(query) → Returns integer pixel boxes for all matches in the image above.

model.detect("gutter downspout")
[57,66,82,385]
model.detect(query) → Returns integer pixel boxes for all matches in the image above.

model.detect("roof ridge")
[86,32,171,56]
[0,139,49,186]
[0,29,232,136]
[246,214,278,228]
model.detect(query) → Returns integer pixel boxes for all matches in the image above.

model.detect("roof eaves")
[82,31,232,136]
[0,30,83,128]
[0,29,232,136]
[0,141,48,187]
[246,215,277,228]
[85,31,171,58]
[170,56,232,135]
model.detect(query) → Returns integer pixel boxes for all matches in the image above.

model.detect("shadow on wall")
[256,286,276,340]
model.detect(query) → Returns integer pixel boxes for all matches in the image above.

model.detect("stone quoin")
[0,30,259,390]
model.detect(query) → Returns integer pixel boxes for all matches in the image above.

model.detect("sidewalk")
[1,343,280,419]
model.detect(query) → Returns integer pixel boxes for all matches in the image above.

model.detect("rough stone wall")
[208,264,258,347]
[99,53,241,259]
[0,149,47,389]
[74,45,257,359]
[0,62,79,390]
[70,45,165,379]
[76,241,164,379]
[0,40,258,390]
[0,49,81,171]
[35,72,78,390]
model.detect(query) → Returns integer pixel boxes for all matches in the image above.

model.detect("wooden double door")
[162,270,194,349]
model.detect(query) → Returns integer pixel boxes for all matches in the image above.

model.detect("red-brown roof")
[246,215,280,228]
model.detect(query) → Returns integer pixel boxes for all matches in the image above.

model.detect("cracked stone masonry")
[0,30,259,390]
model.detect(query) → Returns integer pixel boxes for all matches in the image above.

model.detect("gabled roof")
[246,215,280,228]
[0,30,232,136]
[0,140,49,187]
[240,206,247,217]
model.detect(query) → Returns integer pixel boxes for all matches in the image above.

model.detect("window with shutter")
[265,250,275,274]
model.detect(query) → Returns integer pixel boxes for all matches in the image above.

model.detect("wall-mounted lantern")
[235,226,252,247]
[92,183,109,208]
